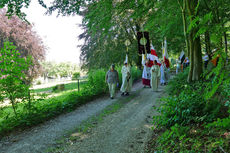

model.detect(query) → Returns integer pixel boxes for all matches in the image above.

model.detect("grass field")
[32,81,88,93]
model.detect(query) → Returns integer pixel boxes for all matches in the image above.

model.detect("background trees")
[1,0,229,79]
[41,61,80,79]
[0,9,46,82]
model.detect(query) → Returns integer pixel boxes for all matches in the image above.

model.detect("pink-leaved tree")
[0,9,46,83]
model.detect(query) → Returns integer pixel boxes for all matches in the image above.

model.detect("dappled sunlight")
[144,124,154,129]
[71,132,88,140]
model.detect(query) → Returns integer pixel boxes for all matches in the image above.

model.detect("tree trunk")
[10,95,17,117]
[205,31,211,58]
[182,0,190,57]
[177,0,190,57]
[186,0,203,82]
[223,31,228,61]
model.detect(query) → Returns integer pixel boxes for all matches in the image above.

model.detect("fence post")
[78,79,80,92]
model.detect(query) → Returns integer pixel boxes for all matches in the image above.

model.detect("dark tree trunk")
[186,0,203,82]
[205,31,211,58]
[223,31,228,61]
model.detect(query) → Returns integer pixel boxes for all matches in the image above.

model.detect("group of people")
[142,58,170,91]
[105,58,171,99]
[105,62,132,99]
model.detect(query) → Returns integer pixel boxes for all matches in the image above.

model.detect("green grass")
[32,81,88,93]
[0,67,142,138]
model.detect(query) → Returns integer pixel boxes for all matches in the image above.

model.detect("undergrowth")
[150,53,230,152]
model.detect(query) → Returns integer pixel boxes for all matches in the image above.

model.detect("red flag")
[150,45,161,66]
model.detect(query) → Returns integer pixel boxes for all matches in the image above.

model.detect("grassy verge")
[32,80,88,93]
[0,67,142,138]
[147,66,230,152]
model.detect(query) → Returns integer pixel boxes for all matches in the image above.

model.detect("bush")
[0,67,142,137]
[36,80,42,85]
[152,60,230,152]
[166,67,189,96]
[72,72,80,80]
[52,84,65,92]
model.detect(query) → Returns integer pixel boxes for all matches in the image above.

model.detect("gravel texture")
[0,81,164,153]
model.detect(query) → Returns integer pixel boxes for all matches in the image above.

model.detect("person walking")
[151,60,160,91]
[203,53,209,69]
[160,59,166,85]
[105,64,119,99]
[176,59,180,74]
[120,62,132,96]
[142,58,152,88]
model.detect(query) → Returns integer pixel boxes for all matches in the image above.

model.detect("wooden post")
[78,79,80,92]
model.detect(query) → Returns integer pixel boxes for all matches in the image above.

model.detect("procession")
[106,37,172,99]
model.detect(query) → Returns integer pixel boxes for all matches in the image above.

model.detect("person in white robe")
[176,59,181,74]
[142,58,152,87]
[151,60,161,91]
[120,62,132,96]
[160,59,166,85]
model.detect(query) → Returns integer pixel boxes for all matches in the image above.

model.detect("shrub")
[36,80,42,85]
[72,72,80,80]
[0,67,142,137]
[52,84,65,92]
[0,41,32,116]
[152,57,230,152]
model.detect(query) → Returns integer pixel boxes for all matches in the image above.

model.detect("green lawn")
[32,81,88,93]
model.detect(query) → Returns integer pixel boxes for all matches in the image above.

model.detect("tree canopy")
[1,0,229,81]
[0,9,46,81]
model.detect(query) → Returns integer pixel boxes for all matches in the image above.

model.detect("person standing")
[105,64,119,99]
[142,58,152,88]
[176,59,181,74]
[120,62,132,96]
[203,53,209,69]
[151,60,161,91]
[160,59,166,85]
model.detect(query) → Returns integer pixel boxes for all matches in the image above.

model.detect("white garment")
[160,64,166,84]
[142,59,151,80]
[150,65,160,91]
[176,61,180,74]
[120,65,132,93]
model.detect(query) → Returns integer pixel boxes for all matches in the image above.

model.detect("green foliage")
[0,41,32,116]
[153,58,230,152]
[154,124,229,152]
[32,81,87,93]
[155,85,224,127]
[72,72,80,80]
[165,68,189,96]
[204,51,229,100]
[0,67,142,136]
[41,61,79,78]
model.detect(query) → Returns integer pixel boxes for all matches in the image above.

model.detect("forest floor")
[0,81,166,153]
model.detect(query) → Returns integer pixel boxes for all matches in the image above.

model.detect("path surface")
[0,81,165,153]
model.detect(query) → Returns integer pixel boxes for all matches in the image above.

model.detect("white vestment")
[150,65,160,91]
[160,64,166,84]
[120,66,132,93]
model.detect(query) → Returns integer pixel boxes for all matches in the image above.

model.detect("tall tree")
[186,0,203,81]
[0,9,46,82]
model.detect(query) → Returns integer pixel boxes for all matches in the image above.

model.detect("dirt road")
[0,81,164,153]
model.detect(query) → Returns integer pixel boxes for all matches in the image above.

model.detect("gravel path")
[55,84,164,153]
[0,81,165,153]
